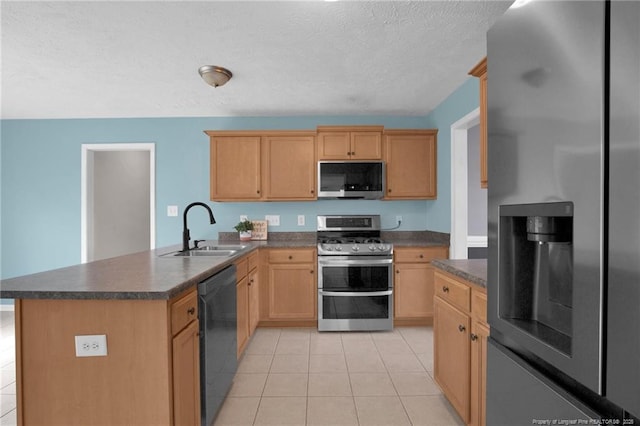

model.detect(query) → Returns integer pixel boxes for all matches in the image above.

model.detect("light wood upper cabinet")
[317,126,383,160]
[207,131,316,201]
[469,57,488,188]
[262,133,316,200]
[208,133,262,200]
[384,129,438,199]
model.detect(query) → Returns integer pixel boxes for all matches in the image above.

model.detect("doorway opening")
[81,144,155,263]
[450,108,487,259]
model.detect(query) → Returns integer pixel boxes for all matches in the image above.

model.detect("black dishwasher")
[198,265,237,426]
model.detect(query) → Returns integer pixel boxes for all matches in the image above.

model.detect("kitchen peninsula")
[431,258,488,426]
[1,231,450,425]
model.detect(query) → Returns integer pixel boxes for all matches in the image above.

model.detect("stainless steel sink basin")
[159,244,248,257]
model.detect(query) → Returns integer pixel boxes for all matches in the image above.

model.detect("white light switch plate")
[265,215,280,226]
[167,205,178,217]
[298,215,305,226]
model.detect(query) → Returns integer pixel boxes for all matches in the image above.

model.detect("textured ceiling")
[1,1,512,119]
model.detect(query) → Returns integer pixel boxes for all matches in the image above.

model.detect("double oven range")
[317,215,393,331]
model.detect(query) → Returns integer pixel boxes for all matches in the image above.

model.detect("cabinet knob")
[442,286,450,293]
[470,333,478,341]
[310,270,314,274]
[288,255,293,260]
[419,254,424,258]
[257,189,260,194]
[310,189,315,194]
[396,270,400,274]
[187,307,195,316]
[388,189,392,193]
[458,324,466,333]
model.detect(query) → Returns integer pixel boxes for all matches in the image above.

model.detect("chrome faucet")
[182,202,216,252]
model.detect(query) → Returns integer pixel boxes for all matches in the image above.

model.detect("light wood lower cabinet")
[236,251,260,357]
[433,269,489,426]
[172,318,200,426]
[15,289,200,426]
[262,248,317,326]
[393,246,449,325]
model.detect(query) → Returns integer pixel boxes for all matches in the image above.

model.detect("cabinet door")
[350,132,382,159]
[470,320,490,426]
[384,131,437,199]
[237,276,249,356]
[172,320,200,426]
[267,264,316,319]
[394,263,434,319]
[434,296,471,423]
[479,72,488,188]
[262,135,316,200]
[469,57,488,189]
[317,132,351,159]
[210,136,261,200]
[248,268,260,335]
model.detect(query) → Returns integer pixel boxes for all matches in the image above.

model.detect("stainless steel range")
[317,215,393,331]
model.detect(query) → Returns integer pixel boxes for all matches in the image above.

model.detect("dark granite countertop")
[1,231,449,301]
[431,258,487,289]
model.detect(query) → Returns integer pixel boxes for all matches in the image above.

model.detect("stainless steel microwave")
[317,161,385,199]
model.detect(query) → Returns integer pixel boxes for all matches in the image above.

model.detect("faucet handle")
[194,239,205,249]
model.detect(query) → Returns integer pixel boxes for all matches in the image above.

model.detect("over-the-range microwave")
[317,161,385,200]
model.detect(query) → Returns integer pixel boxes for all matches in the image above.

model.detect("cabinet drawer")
[248,251,259,271]
[236,257,249,279]
[395,246,448,263]
[472,289,487,324]
[435,272,470,312]
[171,290,198,335]
[268,248,316,263]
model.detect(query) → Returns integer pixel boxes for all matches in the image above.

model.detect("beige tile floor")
[216,326,464,426]
[0,310,464,426]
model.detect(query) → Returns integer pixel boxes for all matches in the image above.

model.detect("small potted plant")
[234,220,254,241]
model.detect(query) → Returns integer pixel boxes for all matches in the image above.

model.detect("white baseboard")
[0,303,16,312]
[467,236,488,248]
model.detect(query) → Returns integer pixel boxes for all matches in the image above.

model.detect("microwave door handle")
[318,290,393,297]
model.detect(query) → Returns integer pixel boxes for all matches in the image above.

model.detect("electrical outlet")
[240,215,248,222]
[396,215,403,223]
[75,334,108,357]
[298,215,305,226]
[167,205,178,217]
[265,215,280,226]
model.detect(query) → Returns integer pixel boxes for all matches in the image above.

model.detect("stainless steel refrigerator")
[486,0,639,423]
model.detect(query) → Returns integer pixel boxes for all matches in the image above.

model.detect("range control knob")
[336,245,343,251]
[368,245,376,251]
[351,245,359,252]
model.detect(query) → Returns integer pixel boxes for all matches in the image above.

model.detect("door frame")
[81,143,156,263]
[450,108,480,259]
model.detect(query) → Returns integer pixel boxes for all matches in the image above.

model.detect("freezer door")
[487,339,599,425]
[606,0,640,418]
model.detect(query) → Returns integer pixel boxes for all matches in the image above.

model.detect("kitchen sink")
[159,244,248,258]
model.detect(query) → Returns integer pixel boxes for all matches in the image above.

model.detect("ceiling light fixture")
[198,65,233,88]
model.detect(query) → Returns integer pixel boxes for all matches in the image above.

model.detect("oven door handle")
[318,258,393,266]
[318,290,393,297]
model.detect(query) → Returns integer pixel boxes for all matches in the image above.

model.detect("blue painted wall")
[0,82,478,283]
[424,78,480,232]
